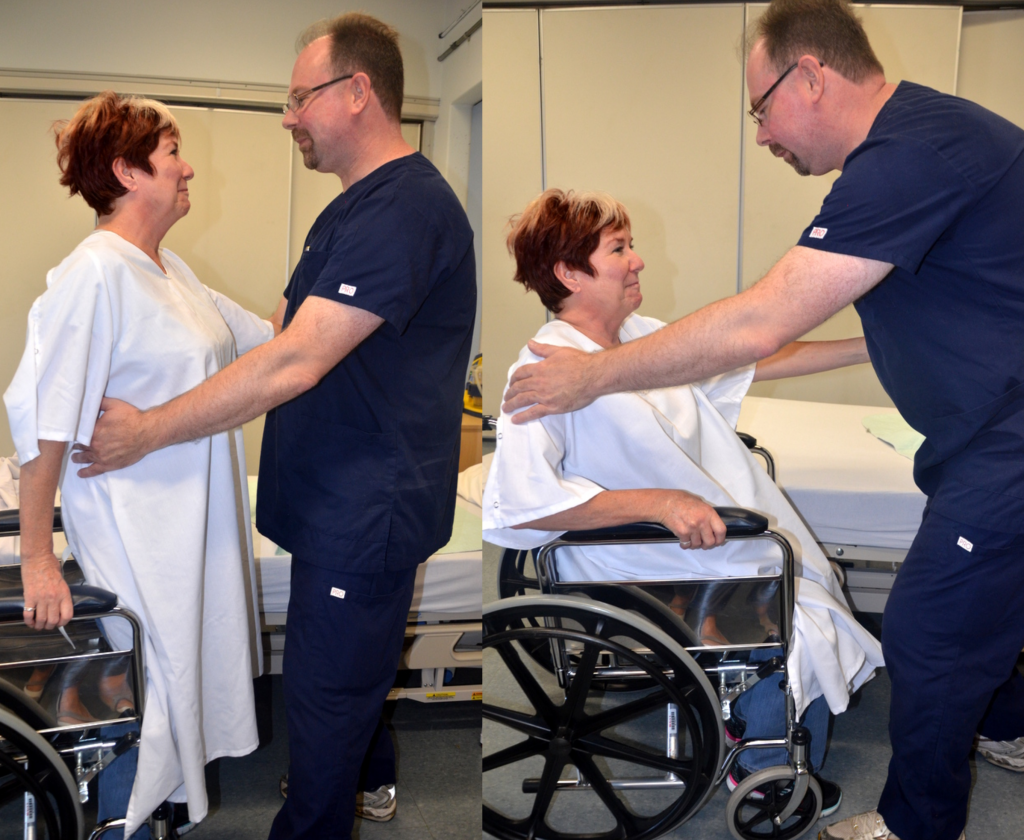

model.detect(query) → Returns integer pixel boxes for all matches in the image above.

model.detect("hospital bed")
[485,509,820,840]
[737,397,927,613]
[250,475,484,704]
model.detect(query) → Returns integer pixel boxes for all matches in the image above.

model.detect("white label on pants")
[330,587,346,599]
[957,536,973,552]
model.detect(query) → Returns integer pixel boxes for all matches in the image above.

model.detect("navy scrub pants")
[878,506,1024,840]
[268,557,418,840]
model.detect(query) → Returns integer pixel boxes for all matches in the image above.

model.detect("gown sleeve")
[3,250,114,463]
[482,361,605,550]
[202,286,275,355]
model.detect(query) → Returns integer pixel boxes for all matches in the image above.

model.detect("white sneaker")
[975,734,1024,772]
[819,809,897,840]
[356,784,397,822]
[819,810,965,840]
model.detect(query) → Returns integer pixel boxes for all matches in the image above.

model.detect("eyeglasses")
[748,61,824,127]
[282,74,354,116]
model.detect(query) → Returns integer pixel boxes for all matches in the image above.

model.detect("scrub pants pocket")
[288,559,417,695]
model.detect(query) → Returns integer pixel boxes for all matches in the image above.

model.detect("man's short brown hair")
[749,0,884,83]
[298,13,404,122]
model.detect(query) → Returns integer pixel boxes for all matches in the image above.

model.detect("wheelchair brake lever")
[58,625,76,650]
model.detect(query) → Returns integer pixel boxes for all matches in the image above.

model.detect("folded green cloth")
[862,413,925,460]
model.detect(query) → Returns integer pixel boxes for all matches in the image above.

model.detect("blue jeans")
[97,722,151,839]
[732,647,830,774]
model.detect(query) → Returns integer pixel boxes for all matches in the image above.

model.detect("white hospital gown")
[3,230,272,835]
[483,314,884,717]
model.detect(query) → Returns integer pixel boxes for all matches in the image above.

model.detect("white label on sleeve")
[809,227,828,239]
[330,587,346,599]
[957,536,973,552]
[339,284,357,296]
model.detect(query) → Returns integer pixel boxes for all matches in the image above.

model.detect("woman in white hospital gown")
[3,92,275,838]
[483,188,885,798]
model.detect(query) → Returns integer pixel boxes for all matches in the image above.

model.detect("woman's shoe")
[99,672,136,717]
[24,664,55,700]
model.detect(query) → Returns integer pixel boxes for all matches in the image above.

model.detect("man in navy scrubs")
[75,13,475,840]
[501,1,1024,839]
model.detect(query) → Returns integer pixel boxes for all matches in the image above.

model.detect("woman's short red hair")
[55,91,179,216]
[506,189,631,313]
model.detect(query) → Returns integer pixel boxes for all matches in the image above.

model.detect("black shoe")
[817,776,842,817]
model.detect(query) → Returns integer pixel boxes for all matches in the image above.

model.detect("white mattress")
[737,397,926,549]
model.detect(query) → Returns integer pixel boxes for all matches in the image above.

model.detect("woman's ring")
[23,607,35,612]
[681,540,692,546]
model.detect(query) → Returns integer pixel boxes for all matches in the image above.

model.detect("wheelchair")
[0,507,181,840]
[484,503,825,840]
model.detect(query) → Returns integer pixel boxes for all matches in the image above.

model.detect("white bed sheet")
[737,397,926,549]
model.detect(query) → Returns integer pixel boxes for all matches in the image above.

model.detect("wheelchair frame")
[0,507,171,840]
[484,508,824,840]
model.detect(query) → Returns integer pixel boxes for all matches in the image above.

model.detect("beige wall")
[482,9,546,418]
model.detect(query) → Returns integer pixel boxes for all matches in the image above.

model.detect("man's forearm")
[144,333,319,450]
[586,248,892,397]
[753,337,869,382]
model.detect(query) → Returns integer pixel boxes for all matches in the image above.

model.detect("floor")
[482,539,1024,840]
[0,673,481,839]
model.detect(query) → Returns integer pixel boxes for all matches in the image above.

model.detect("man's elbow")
[746,330,788,363]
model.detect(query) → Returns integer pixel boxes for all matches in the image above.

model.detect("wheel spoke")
[526,753,568,835]
[483,738,545,772]
[562,641,603,727]
[578,733,694,777]
[574,687,671,737]
[574,753,637,838]
[482,704,551,739]
[494,638,560,726]
[739,804,774,833]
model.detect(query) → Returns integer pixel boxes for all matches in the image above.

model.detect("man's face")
[746,40,813,177]
[283,38,348,172]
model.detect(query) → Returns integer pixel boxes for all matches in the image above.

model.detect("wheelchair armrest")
[0,584,118,622]
[736,431,758,449]
[559,506,769,543]
[0,507,63,537]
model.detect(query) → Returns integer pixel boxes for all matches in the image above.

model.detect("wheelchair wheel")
[725,767,821,840]
[0,704,83,839]
[483,595,722,840]
[496,549,560,675]
[498,548,541,600]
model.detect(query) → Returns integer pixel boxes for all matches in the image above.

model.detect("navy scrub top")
[257,153,477,572]
[797,82,1024,531]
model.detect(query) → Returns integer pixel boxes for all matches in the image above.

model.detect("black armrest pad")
[0,508,63,537]
[736,431,757,449]
[0,584,117,622]
[560,506,769,543]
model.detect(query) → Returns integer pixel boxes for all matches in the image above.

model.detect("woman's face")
[575,226,645,322]
[135,130,194,226]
